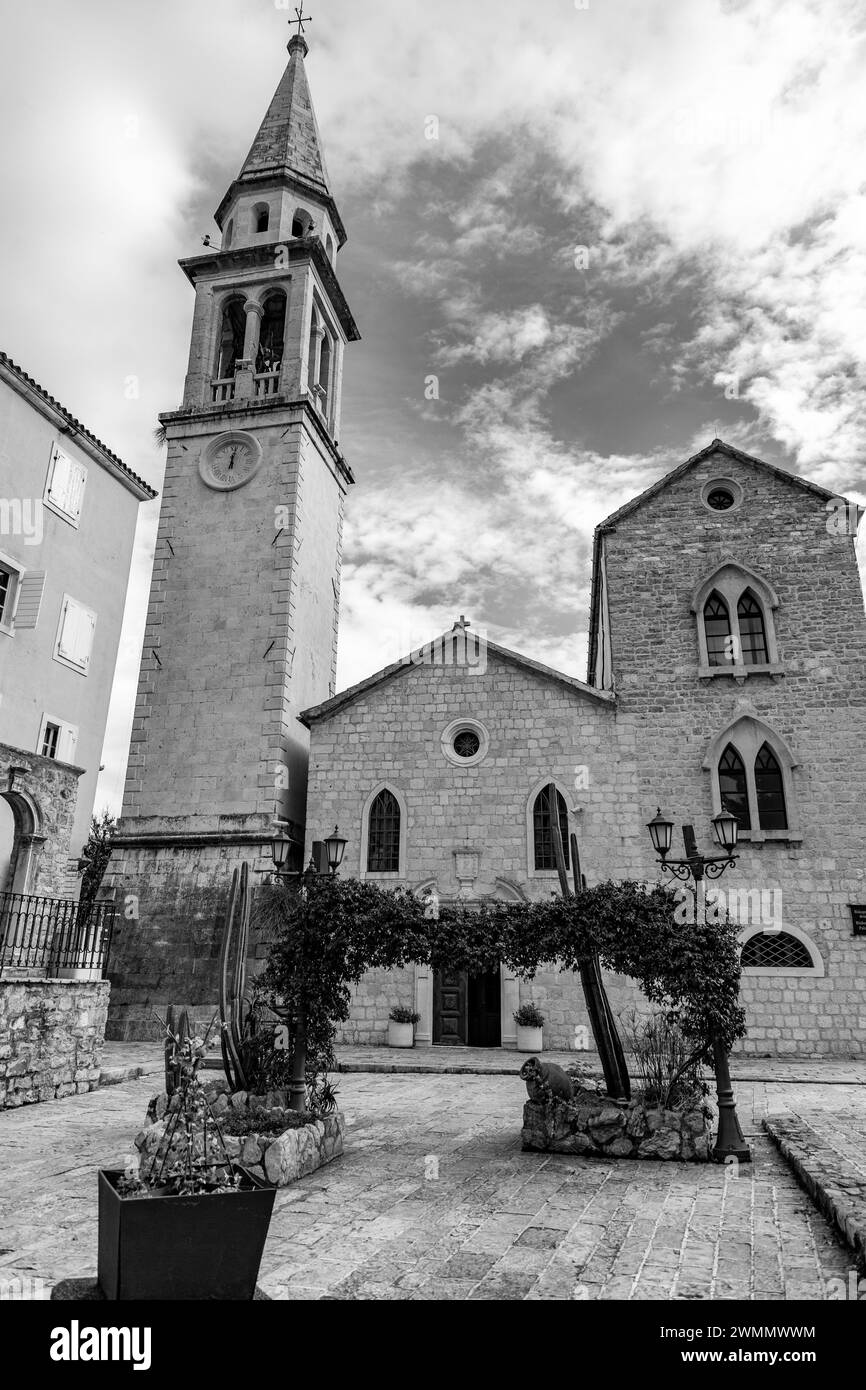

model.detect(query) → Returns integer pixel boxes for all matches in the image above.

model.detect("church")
[105,32,866,1058]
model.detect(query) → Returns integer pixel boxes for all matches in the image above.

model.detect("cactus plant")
[218,861,252,1092]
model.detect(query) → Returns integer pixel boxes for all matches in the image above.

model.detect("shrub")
[619,1009,709,1111]
[389,1006,420,1024]
[513,1002,544,1028]
[219,1109,312,1137]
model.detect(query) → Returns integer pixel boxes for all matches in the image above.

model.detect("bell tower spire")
[105,25,360,1040]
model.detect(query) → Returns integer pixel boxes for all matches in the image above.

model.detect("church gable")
[588,439,865,692]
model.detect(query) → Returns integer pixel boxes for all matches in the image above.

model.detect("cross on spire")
[291,6,312,38]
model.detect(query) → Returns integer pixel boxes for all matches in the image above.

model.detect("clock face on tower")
[199,431,263,491]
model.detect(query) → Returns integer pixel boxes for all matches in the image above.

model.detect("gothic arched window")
[292,208,313,238]
[703,593,733,666]
[253,203,270,234]
[718,744,751,830]
[755,743,787,830]
[533,784,570,871]
[215,296,246,379]
[224,219,234,249]
[256,291,286,375]
[367,789,401,873]
[737,591,768,666]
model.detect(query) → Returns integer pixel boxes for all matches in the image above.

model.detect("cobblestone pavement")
[1,1068,862,1300]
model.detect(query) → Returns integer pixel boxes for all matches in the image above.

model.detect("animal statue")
[520,1056,574,1103]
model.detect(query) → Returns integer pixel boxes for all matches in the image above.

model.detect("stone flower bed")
[136,1079,344,1187]
[522,1085,712,1162]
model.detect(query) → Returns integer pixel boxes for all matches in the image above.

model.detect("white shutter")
[46,446,87,522]
[58,722,79,762]
[57,596,96,670]
[13,571,45,629]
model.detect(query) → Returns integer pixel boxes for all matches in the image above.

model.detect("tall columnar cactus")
[218,861,252,1092]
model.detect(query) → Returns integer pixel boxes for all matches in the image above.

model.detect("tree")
[254,873,427,1111]
[77,810,116,913]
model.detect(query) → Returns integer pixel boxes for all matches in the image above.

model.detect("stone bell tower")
[106,32,359,1038]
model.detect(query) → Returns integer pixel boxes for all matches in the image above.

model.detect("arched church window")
[704,593,733,666]
[224,219,234,249]
[755,744,787,830]
[718,745,751,830]
[367,789,400,873]
[256,291,286,375]
[215,296,246,380]
[533,784,569,871]
[253,203,270,234]
[325,233,336,264]
[292,208,313,238]
[737,591,768,666]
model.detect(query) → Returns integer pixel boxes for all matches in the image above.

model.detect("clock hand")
[227,448,237,472]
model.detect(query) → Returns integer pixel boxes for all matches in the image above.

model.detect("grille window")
[741,931,813,969]
[41,722,60,758]
[367,789,400,872]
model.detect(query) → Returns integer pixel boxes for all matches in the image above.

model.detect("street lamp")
[270,824,293,874]
[646,808,750,1166]
[323,825,347,875]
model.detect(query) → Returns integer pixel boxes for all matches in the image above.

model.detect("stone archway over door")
[0,788,42,895]
[414,881,523,1047]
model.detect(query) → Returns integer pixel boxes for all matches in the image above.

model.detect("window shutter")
[59,723,79,763]
[13,571,45,629]
[47,447,87,520]
[58,597,96,669]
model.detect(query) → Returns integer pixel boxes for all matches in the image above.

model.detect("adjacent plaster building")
[0,353,156,900]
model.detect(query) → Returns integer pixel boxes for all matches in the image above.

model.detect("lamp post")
[646,808,751,1166]
[268,822,347,1111]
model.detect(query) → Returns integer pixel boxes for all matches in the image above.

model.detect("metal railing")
[0,893,116,975]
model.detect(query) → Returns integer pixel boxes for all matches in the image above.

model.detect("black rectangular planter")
[97,1168,276,1301]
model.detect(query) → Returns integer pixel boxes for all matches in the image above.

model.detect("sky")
[0,0,864,817]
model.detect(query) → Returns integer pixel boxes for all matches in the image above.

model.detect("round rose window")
[453,730,481,759]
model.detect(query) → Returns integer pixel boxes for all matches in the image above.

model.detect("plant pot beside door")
[388,1005,420,1048]
[514,1003,545,1054]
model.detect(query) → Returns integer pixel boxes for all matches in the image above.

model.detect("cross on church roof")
[291,6,312,38]
[452,615,471,631]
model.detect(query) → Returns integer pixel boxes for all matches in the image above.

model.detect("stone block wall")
[0,979,109,1108]
[0,742,83,898]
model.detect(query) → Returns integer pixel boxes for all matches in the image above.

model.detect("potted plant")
[97,1016,276,1301]
[514,1002,544,1053]
[388,1005,420,1048]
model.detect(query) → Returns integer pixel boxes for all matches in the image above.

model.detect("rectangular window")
[37,714,78,763]
[54,594,97,672]
[44,444,87,525]
[0,552,24,633]
[41,722,60,758]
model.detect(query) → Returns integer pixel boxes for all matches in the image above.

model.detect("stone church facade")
[103,32,866,1056]
[302,442,866,1057]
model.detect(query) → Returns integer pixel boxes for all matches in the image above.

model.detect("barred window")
[367,789,400,873]
[755,743,787,830]
[533,784,569,871]
[741,931,812,969]
[737,591,769,666]
[719,744,751,830]
[704,593,733,666]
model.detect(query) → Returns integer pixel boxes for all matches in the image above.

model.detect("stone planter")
[516,1024,543,1053]
[136,1082,344,1188]
[388,1020,414,1048]
[522,1086,711,1162]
